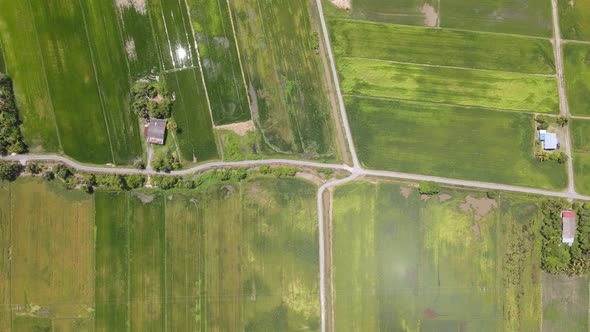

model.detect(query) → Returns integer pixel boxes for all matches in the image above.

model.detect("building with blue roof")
[543,132,558,150]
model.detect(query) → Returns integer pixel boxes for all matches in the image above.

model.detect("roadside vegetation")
[0,73,26,155]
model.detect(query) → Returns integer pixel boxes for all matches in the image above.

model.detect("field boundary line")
[224,0,255,124]
[340,56,557,77]
[563,39,590,45]
[551,0,576,194]
[315,0,360,169]
[25,0,64,153]
[158,5,176,70]
[342,94,559,116]
[145,1,167,71]
[78,0,117,164]
[327,17,552,41]
[182,0,221,159]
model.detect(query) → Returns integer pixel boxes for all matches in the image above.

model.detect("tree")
[53,164,73,180]
[557,116,569,127]
[557,152,568,164]
[25,162,42,175]
[536,151,550,161]
[0,160,20,181]
[42,171,55,181]
[0,74,27,155]
[123,174,146,189]
[535,115,549,130]
[134,160,145,170]
[167,120,177,132]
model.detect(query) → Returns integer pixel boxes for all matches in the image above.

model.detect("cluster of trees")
[535,115,568,130]
[130,81,172,119]
[152,151,181,172]
[419,181,440,195]
[0,74,26,155]
[536,150,567,163]
[540,200,590,275]
[0,160,21,181]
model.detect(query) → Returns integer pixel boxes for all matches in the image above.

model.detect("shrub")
[25,162,42,175]
[0,74,27,155]
[0,160,20,181]
[53,164,74,180]
[123,174,146,189]
[419,181,440,195]
[151,175,179,189]
[42,171,55,181]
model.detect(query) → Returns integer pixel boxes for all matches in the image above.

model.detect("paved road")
[551,0,576,194]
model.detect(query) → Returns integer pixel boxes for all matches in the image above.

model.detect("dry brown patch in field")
[439,194,451,202]
[472,222,481,241]
[115,0,146,14]
[131,191,155,204]
[329,0,350,10]
[420,4,439,27]
[420,194,431,201]
[295,171,322,185]
[216,120,255,136]
[400,187,412,199]
[125,39,137,61]
[460,195,497,221]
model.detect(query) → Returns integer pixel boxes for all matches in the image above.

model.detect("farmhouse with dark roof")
[145,118,167,145]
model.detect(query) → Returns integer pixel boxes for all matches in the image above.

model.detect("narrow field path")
[551,0,576,194]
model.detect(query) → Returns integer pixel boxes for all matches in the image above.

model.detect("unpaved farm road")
[551,0,576,194]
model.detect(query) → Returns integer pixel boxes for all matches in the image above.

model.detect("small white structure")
[543,133,558,150]
[539,129,547,141]
[562,211,576,246]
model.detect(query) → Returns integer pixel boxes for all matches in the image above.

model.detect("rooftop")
[562,211,576,245]
[543,133,558,150]
[146,118,167,145]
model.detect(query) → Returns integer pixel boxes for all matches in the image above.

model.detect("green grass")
[231,0,337,157]
[542,273,589,331]
[188,0,251,125]
[0,183,9,331]
[346,0,552,37]
[347,96,567,190]
[329,19,555,74]
[338,57,559,113]
[164,69,218,162]
[94,192,130,331]
[559,0,590,41]
[569,119,590,194]
[332,181,543,330]
[564,42,590,116]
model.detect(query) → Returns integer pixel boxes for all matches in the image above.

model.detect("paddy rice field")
[331,181,544,331]
[0,176,319,331]
[569,119,590,195]
[348,0,552,37]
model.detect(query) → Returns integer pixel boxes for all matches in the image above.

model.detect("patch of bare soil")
[570,0,575,7]
[423,308,446,319]
[295,171,322,185]
[400,187,412,199]
[213,36,230,49]
[420,4,439,27]
[460,195,497,221]
[329,0,350,10]
[421,194,431,201]
[125,39,137,61]
[222,185,235,200]
[115,0,147,14]
[215,120,255,136]
[439,194,451,202]
[131,192,154,204]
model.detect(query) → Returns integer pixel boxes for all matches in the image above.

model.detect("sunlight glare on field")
[176,46,187,61]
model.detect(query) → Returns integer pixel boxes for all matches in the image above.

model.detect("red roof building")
[561,211,576,246]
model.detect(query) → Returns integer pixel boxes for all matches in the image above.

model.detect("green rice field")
[542,273,589,332]
[164,69,218,162]
[570,119,590,194]
[346,96,567,190]
[564,42,590,116]
[347,0,552,37]
[231,0,337,157]
[0,0,224,165]
[329,19,556,74]
[0,176,319,330]
[332,181,543,331]
[339,57,559,113]
[188,0,251,125]
[559,0,590,41]
[0,0,144,164]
